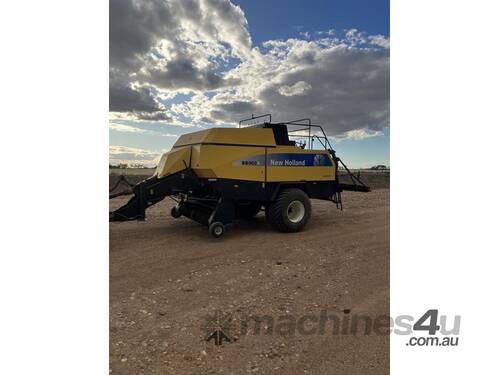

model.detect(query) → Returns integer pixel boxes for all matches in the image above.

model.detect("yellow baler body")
[155,146,192,179]
[155,128,336,182]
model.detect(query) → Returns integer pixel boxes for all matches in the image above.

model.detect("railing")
[280,118,334,151]
[238,114,272,128]
[238,115,334,151]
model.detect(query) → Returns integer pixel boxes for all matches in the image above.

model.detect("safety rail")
[239,115,333,152]
[278,118,335,152]
[238,114,272,128]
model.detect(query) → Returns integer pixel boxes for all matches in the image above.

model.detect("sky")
[109,0,389,168]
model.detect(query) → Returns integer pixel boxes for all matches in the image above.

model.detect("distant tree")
[370,165,389,170]
[130,163,147,169]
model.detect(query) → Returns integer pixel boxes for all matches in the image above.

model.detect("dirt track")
[110,187,389,374]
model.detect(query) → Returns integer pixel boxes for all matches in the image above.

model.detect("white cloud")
[345,28,366,45]
[109,123,146,133]
[173,35,389,136]
[368,35,390,49]
[334,128,384,141]
[109,145,156,157]
[278,81,312,96]
[110,0,389,138]
[109,0,255,120]
[109,145,161,166]
[109,121,184,138]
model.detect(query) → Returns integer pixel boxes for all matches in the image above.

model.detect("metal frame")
[279,118,333,151]
[239,115,334,152]
[238,114,272,128]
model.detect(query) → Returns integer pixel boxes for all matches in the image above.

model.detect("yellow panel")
[173,129,210,147]
[155,146,191,178]
[157,142,336,183]
[191,144,266,182]
[174,128,276,148]
[266,166,335,182]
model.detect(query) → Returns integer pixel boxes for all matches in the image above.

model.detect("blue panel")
[268,153,333,167]
[233,153,333,167]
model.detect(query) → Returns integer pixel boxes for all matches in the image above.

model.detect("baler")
[110,115,369,238]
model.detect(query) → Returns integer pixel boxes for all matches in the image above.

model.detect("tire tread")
[265,188,311,232]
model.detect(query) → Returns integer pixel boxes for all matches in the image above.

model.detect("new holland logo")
[269,159,306,166]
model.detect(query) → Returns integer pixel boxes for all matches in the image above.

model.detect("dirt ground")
[110,180,389,374]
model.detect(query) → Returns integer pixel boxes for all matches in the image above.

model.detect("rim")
[214,226,223,235]
[287,200,305,223]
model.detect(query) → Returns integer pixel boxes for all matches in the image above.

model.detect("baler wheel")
[171,204,182,218]
[265,188,311,232]
[209,222,225,238]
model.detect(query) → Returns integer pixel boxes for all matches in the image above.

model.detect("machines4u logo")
[398,309,461,347]
[200,309,461,347]
[201,311,236,346]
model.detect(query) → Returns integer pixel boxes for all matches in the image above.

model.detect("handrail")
[283,123,333,151]
[238,113,272,128]
[237,114,335,152]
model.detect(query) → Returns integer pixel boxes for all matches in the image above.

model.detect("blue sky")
[109,0,389,168]
[234,0,389,44]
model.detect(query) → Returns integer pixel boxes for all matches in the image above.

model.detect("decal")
[232,155,266,166]
[268,153,333,167]
[233,153,333,167]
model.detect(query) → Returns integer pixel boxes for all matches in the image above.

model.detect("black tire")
[171,204,182,218]
[235,202,262,219]
[265,188,311,232]
[209,222,225,238]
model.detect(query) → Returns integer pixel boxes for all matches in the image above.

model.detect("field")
[110,168,156,176]
[109,172,389,374]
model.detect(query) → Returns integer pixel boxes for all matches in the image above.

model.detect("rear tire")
[265,188,311,232]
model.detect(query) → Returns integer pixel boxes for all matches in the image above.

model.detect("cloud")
[109,145,160,166]
[109,0,253,120]
[109,78,161,113]
[345,28,366,45]
[109,1,389,139]
[278,81,312,96]
[142,56,240,91]
[173,33,389,135]
[109,123,146,133]
[255,44,389,135]
[109,122,181,138]
[368,35,391,49]
[334,128,384,141]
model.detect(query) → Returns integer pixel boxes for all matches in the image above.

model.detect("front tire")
[265,188,311,232]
